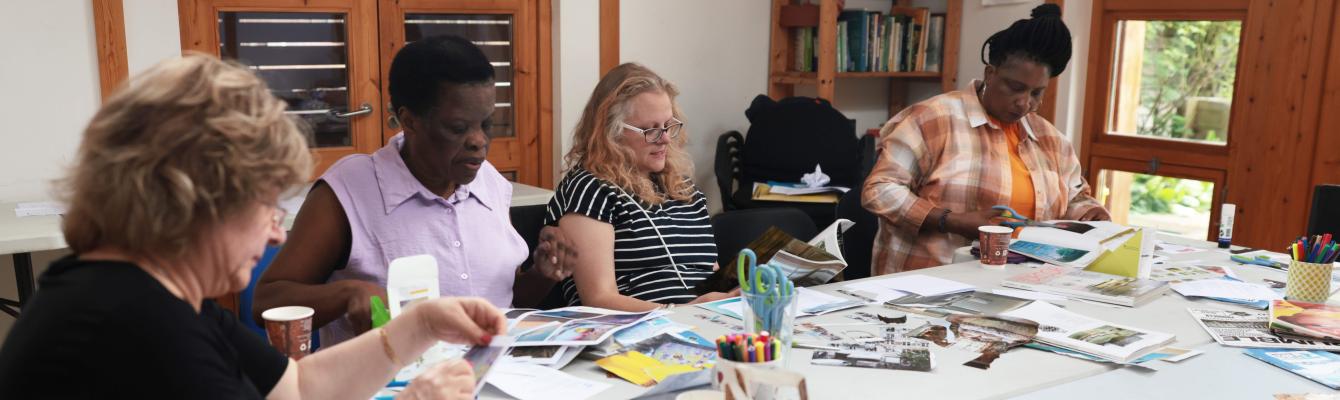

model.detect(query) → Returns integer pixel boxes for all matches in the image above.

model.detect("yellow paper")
[1084,230,1143,277]
[596,351,702,386]
[751,183,839,204]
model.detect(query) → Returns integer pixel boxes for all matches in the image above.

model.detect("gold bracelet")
[379,327,401,366]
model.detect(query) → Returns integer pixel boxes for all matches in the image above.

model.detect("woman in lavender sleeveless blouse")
[254,36,575,346]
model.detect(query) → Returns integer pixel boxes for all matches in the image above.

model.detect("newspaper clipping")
[1187,308,1340,350]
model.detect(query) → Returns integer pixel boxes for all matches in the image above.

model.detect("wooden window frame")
[1079,0,1252,240]
[178,0,384,177]
[1088,156,1226,241]
[377,0,553,188]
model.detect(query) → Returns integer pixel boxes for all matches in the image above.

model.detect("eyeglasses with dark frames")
[620,117,684,143]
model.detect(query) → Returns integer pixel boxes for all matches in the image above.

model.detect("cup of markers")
[712,332,784,390]
[1285,233,1338,303]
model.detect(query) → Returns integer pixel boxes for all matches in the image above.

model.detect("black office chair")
[711,207,817,271]
[715,130,746,211]
[1308,184,1340,237]
[509,204,566,309]
[834,189,876,281]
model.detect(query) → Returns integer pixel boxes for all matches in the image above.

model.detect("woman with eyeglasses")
[545,63,738,311]
[862,4,1109,275]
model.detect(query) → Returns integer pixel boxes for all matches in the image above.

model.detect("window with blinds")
[218,12,353,148]
[403,14,515,139]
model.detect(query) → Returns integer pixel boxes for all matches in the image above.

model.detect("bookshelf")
[768,0,962,118]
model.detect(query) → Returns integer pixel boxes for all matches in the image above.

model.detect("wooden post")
[816,0,838,101]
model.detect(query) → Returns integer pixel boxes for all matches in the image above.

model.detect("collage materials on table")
[1171,278,1283,304]
[1001,265,1169,307]
[509,307,661,347]
[882,290,1033,318]
[463,336,515,397]
[694,288,863,320]
[596,351,701,386]
[1243,349,1340,390]
[1269,300,1340,341]
[1188,308,1340,351]
[1150,263,1231,282]
[487,361,612,400]
[1001,301,1175,363]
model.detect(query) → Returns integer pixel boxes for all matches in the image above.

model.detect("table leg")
[1,252,35,318]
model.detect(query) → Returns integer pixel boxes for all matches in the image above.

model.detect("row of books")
[792,8,945,74]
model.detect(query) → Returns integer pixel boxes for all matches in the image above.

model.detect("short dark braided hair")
[388,35,495,117]
[980,3,1072,77]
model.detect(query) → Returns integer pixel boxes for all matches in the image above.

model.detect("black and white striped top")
[544,168,717,306]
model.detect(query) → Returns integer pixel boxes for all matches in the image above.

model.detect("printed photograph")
[585,311,653,326]
[1068,325,1146,347]
[549,321,621,342]
[1009,241,1090,263]
[535,310,603,320]
[810,345,933,372]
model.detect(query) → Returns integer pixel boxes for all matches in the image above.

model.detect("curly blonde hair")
[59,53,313,258]
[565,63,694,204]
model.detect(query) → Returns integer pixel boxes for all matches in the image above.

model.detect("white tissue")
[801,164,831,188]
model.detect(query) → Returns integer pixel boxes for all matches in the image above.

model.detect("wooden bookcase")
[767,0,962,118]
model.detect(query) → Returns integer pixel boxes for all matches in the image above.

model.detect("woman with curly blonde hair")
[0,54,504,399]
[544,63,737,311]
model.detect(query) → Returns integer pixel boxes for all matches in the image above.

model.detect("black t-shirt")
[0,257,288,398]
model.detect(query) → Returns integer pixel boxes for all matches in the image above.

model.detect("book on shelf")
[1000,265,1169,307]
[1269,300,1340,341]
[1001,301,1175,364]
[1243,349,1340,389]
[925,14,945,72]
[890,6,928,71]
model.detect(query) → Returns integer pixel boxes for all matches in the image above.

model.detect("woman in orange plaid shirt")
[862,4,1110,275]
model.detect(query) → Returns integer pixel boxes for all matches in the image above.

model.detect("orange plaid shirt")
[862,80,1104,275]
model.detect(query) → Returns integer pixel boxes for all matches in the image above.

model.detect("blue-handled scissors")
[992,205,1060,229]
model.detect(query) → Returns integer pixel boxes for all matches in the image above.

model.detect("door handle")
[329,103,373,119]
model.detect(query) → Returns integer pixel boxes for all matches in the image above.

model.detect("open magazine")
[1006,221,1138,269]
[747,219,853,287]
[1001,301,1175,363]
[1187,308,1340,351]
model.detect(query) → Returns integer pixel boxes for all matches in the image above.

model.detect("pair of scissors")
[992,205,1060,229]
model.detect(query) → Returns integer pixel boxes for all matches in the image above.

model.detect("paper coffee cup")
[978,226,1014,269]
[262,306,314,360]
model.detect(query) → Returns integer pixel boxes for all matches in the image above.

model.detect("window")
[181,0,553,186]
[1081,1,1247,241]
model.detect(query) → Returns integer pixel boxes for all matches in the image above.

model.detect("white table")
[0,182,555,318]
[498,235,1324,399]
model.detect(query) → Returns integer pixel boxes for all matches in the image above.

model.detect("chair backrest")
[715,130,746,211]
[834,188,876,281]
[742,95,859,188]
[711,207,817,269]
[1308,184,1340,237]
[509,204,567,309]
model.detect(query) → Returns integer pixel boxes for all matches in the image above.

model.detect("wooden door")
[178,0,383,176]
[378,0,544,185]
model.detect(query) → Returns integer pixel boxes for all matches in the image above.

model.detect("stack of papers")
[488,361,612,400]
[14,201,65,217]
[1170,279,1281,302]
[696,288,864,319]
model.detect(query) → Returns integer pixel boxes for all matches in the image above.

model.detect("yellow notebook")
[751,183,839,204]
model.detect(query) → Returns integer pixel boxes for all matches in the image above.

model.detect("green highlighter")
[370,295,391,328]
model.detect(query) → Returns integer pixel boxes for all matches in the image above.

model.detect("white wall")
[0,0,103,341]
[554,0,601,182]
[619,0,772,214]
[123,0,183,77]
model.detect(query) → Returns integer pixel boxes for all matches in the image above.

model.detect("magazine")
[809,337,935,372]
[510,307,660,347]
[1270,300,1340,341]
[1000,301,1175,363]
[1006,221,1137,268]
[746,226,848,287]
[883,290,1033,318]
[1001,265,1169,307]
[1243,349,1340,389]
[1187,308,1340,350]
